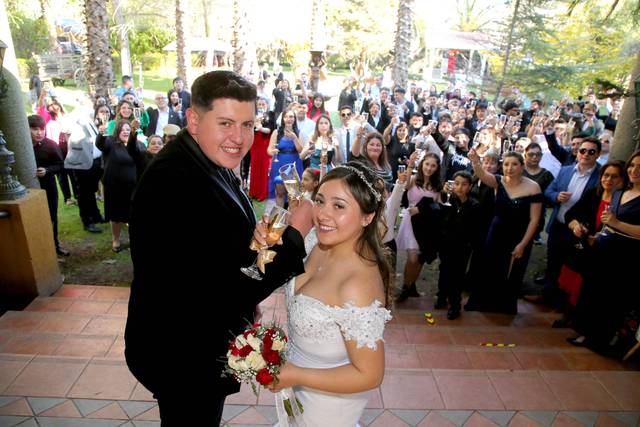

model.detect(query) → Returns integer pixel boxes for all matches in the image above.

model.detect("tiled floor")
[0,284,638,427]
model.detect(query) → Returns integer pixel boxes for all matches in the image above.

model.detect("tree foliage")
[486,0,639,99]
[7,11,52,58]
[109,26,173,64]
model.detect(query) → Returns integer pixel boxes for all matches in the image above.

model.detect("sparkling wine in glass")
[279,162,304,202]
[240,206,290,280]
[443,180,455,206]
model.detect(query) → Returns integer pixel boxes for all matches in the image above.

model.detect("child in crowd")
[436,170,478,320]
[301,167,321,200]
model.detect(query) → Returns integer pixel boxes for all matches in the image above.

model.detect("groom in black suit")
[125,71,313,426]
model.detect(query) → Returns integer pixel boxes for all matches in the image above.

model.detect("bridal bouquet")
[223,322,305,426]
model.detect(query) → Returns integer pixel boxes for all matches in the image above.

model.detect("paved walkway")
[0,285,639,427]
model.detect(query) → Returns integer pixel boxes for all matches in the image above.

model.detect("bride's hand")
[268,363,298,393]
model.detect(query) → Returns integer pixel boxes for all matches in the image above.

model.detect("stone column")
[0,66,39,189]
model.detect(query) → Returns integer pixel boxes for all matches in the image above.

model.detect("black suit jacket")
[124,129,306,398]
[144,108,183,137]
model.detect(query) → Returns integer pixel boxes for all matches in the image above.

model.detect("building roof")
[425,31,493,51]
[163,37,231,53]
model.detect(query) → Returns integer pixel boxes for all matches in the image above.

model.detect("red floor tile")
[466,350,523,370]
[67,359,137,399]
[107,302,129,316]
[561,353,625,371]
[89,286,131,301]
[105,336,126,358]
[81,316,126,335]
[53,335,115,357]
[405,326,453,346]
[380,372,444,409]
[0,334,63,355]
[541,371,621,410]
[129,382,155,401]
[488,370,563,410]
[385,345,421,368]
[66,300,115,315]
[434,370,504,410]
[415,348,472,369]
[37,313,93,334]
[54,285,97,298]
[0,355,31,393]
[228,406,270,424]
[225,382,258,405]
[5,355,88,397]
[385,325,409,345]
[0,312,46,332]
[39,400,82,417]
[551,413,587,427]
[513,351,571,370]
[365,388,383,408]
[594,414,631,427]
[24,298,73,313]
[0,398,33,416]
[592,371,640,410]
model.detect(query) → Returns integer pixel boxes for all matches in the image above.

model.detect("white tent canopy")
[163,37,231,53]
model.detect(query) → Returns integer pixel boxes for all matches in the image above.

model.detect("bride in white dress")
[269,162,393,427]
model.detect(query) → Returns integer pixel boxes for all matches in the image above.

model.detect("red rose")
[262,349,281,365]
[263,335,273,351]
[253,323,261,328]
[238,344,253,357]
[256,368,274,386]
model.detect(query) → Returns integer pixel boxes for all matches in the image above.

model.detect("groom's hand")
[288,199,314,237]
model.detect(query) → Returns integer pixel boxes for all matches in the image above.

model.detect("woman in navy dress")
[466,150,543,314]
[267,109,303,207]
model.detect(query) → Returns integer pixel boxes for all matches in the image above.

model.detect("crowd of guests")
[240,67,638,360]
[27,67,639,360]
[29,75,187,254]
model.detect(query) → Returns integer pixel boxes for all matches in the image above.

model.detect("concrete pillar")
[0,190,63,308]
[0,66,40,189]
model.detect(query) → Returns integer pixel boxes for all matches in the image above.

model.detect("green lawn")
[57,185,266,286]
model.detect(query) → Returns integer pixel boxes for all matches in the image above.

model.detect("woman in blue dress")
[267,109,303,207]
[466,150,543,314]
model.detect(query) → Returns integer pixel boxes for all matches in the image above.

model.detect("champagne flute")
[443,180,454,206]
[574,222,590,250]
[361,112,369,128]
[279,162,304,202]
[240,206,291,280]
[133,108,141,121]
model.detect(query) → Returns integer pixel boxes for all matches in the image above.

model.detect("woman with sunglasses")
[567,152,640,357]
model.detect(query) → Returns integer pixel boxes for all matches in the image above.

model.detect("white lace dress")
[285,278,392,427]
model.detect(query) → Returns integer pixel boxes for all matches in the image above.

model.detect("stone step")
[51,284,131,301]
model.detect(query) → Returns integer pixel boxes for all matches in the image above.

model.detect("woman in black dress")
[466,150,543,314]
[96,119,137,252]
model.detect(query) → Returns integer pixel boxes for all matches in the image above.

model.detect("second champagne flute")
[279,162,304,202]
[240,206,291,280]
[443,180,454,206]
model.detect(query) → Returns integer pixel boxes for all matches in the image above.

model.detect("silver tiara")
[334,165,382,202]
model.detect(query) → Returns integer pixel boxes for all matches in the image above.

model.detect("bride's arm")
[271,276,387,393]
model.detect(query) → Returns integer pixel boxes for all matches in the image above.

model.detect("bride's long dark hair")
[319,162,392,306]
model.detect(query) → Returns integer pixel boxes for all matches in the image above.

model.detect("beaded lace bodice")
[285,279,391,369]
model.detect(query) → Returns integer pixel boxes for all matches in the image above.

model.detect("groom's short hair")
[191,71,257,112]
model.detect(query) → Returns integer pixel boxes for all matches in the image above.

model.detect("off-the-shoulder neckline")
[290,279,386,311]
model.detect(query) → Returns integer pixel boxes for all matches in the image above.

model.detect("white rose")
[271,339,286,352]
[247,334,263,352]
[235,335,247,348]
[246,351,267,370]
[228,355,243,371]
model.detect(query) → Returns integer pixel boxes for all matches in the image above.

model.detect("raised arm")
[468,148,498,189]
[351,126,366,157]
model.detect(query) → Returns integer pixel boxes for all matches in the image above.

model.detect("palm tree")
[231,0,258,77]
[83,0,115,97]
[112,0,132,78]
[392,0,414,90]
[38,0,58,50]
[175,0,189,87]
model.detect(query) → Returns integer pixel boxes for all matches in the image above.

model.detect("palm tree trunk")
[175,0,190,86]
[494,0,521,102]
[39,0,58,50]
[610,51,640,161]
[231,0,257,77]
[392,0,414,90]
[83,0,115,98]
[112,0,132,77]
